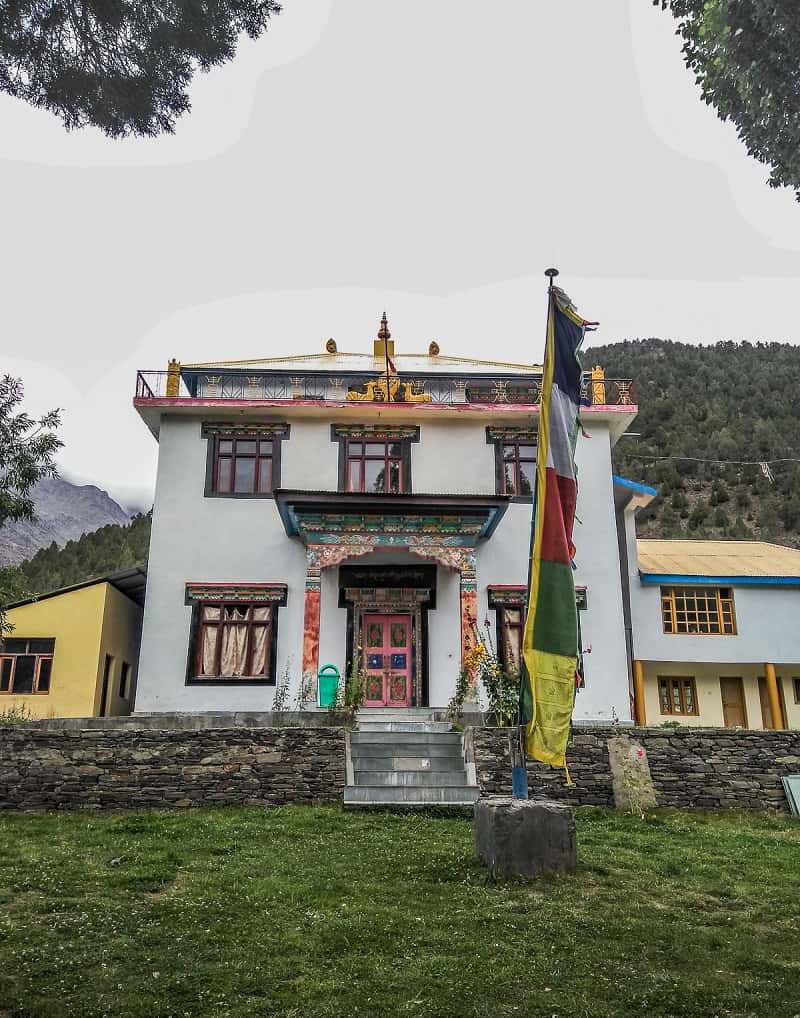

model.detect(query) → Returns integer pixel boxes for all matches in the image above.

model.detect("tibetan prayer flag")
[520,286,593,772]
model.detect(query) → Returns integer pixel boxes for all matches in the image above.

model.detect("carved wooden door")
[362,614,412,707]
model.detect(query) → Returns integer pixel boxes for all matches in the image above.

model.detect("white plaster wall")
[137,412,630,717]
[136,415,309,711]
[473,422,631,723]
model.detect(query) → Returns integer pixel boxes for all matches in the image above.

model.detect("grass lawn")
[0,807,798,1018]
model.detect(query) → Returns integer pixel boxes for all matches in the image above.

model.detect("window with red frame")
[213,437,274,494]
[193,603,274,680]
[0,638,55,694]
[500,441,536,497]
[346,440,404,493]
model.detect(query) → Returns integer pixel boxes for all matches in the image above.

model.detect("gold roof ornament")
[373,310,396,360]
[326,337,337,353]
[428,340,440,356]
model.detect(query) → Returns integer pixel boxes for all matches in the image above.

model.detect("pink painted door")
[362,614,412,707]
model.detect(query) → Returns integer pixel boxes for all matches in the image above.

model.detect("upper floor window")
[0,638,55,695]
[216,437,274,493]
[499,441,536,496]
[486,427,537,500]
[661,586,736,635]
[332,425,419,494]
[202,423,288,498]
[346,440,404,493]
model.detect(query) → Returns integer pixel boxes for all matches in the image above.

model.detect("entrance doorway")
[719,676,747,728]
[362,614,412,707]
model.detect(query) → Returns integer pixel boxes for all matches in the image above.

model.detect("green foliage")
[1,512,152,603]
[0,376,62,530]
[0,1,281,138]
[447,665,471,723]
[657,1,800,197]
[0,806,798,1016]
[593,338,800,546]
[0,375,62,635]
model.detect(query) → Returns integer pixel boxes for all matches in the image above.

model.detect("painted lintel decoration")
[201,422,290,439]
[486,426,538,443]
[332,423,420,441]
[487,584,587,611]
[185,582,288,606]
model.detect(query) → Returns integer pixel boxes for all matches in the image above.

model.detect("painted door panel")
[362,614,412,707]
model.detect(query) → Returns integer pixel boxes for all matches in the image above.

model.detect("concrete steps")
[344,710,478,809]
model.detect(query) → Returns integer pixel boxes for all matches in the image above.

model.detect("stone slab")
[474,796,577,877]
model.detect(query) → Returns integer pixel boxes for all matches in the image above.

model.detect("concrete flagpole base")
[474,796,577,877]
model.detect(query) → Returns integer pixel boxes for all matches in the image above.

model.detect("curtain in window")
[249,607,270,675]
[220,607,249,676]
[200,606,220,675]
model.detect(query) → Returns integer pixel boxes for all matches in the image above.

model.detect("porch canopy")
[274,490,509,684]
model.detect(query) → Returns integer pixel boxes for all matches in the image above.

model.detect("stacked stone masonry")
[0,727,346,811]
[1,723,798,812]
[472,727,800,812]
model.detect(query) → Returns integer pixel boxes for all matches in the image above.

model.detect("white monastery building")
[133,316,800,730]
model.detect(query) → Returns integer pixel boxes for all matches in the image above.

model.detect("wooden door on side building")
[758,676,788,729]
[719,676,747,728]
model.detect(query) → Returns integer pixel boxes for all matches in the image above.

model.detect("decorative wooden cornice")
[184,582,288,605]
[486,425,538,443]
[331,423,420,441]
[201,422,290,439]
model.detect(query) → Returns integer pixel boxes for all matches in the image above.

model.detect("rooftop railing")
[135,369,635,407]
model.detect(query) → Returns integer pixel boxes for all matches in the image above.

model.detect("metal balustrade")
[135,370,636,406]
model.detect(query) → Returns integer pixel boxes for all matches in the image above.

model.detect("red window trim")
[499,440,536,497]
[345,439,404,494]
[213,436,275,495]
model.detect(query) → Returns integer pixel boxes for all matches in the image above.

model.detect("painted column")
[632,659,646,726]
[459,554,478,703]
[166,358,181,397]
[302,549,322,701]
[764,662,783,730]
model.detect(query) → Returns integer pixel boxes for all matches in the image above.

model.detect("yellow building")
[0,569,145,720]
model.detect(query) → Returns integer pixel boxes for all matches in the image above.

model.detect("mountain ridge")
[0,476,131,567]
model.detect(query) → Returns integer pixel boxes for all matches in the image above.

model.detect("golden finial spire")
[373,310,395,359]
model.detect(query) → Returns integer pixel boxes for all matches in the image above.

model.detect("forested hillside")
[591,338,800,547]
[1,513,152,599]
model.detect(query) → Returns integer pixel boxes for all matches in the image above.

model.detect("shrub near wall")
[472,727,800,812]
[0,727,346,811]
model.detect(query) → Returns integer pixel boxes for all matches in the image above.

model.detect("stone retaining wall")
[472,727,800,812]
[0,726,346,811]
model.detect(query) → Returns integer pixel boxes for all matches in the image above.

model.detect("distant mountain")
[590,338,800,547]
[0,477,131,567]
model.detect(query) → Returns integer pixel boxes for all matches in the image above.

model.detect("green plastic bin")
[318,664,341,708]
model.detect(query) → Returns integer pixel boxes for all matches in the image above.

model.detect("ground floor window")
[195,604,273,679]
[184,584,288,685]
[0,638,55,695]
[793,677,800,705]
[658,676,698,716]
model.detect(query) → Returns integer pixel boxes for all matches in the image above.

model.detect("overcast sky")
[2,0,799,510]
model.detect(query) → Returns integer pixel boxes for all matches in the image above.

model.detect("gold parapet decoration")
[346,374,432,403]
[591,364,606,405]
[166,358,181,397]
